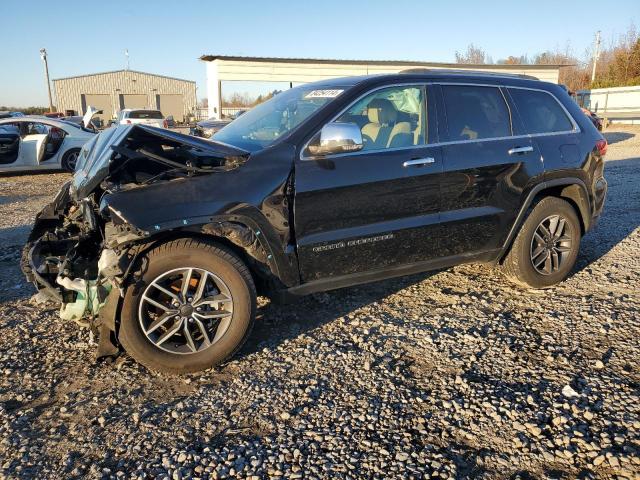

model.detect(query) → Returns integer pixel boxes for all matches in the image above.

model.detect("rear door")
[295,84,443,282]
[506,87,581,178]
[436,83,543,257]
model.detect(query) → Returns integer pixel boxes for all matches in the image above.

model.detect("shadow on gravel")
[576,157,640,271]
[603,131,635,145]
[0,194,35,206]
[0,226,35,302]
[238,271,437,359]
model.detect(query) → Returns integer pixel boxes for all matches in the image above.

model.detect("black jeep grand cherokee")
[23,70,608,373]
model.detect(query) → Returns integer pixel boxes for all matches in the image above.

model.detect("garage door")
[156,94,184,122]
[81,94,112,125]
[119,94,148,110]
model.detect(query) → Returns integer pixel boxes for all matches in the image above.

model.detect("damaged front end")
[21,124,250,357]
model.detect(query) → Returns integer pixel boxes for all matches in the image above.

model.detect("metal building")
[200,55,566,119]
[53,70,197,124]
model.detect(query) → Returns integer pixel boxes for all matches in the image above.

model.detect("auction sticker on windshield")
[304,89,344,98]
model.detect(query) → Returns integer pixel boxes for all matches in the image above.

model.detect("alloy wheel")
[529,215,573,275]
[66,151,79,171]
[138,267,234,354]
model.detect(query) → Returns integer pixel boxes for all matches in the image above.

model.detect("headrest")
[367,98,397,125]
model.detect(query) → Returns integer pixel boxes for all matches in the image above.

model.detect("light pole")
[591,31,601,84]
[39,48,54,112]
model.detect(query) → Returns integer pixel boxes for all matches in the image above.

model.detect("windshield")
[212,86,346,152]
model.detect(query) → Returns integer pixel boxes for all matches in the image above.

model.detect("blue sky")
[0,0,637,106]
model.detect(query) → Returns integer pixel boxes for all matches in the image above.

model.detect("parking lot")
[0,127,638,478]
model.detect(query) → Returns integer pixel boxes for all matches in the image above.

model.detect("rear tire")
[118,238,256,374]
[501,197,581,289]
[61,148,80,172]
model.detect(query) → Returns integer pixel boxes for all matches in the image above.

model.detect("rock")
[562,385,580,398]
[395,452,409,462]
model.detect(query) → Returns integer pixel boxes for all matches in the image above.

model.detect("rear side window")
[441,85,511,141]
[129,110,163,119]
[509,89,574,134]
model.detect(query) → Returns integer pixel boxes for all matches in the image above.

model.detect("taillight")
[163,119,168,128]
[126,119,131,124]
[596,138,608,156]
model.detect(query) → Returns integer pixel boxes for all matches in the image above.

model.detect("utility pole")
[125,49,130,71]
[39,48,54,112]
[591,30,601,83]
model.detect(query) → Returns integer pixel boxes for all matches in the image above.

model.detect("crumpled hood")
[70,124,249,199]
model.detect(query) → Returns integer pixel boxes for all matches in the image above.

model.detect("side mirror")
[306,122,363,157]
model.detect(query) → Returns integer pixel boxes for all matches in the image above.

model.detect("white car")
[116,109,167,128]
[0,108,100,173]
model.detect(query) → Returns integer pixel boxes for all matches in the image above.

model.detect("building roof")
[199,54,568,70]
[53,69,195,83]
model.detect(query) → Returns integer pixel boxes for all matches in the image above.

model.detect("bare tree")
[497,55,529,65]
[455,44,491,64]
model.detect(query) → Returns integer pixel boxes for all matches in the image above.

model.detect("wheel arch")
[116,219,292,299]
[498,178,591,264]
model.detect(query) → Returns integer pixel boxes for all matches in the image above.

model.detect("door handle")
[403,157,435,167]
[508,146,534,155]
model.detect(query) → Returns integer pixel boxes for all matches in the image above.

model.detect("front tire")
[501,197,581,289]
[118,238,256,374]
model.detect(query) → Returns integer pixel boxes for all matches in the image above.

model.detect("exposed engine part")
[56,276,112,327]
[98,248,124,278]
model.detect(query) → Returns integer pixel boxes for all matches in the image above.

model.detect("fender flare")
[498,178,592,262]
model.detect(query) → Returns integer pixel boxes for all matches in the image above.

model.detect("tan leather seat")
[361,98,397,148]
[387,121,412,148]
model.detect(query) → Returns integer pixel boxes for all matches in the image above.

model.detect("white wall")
[576,85,640,125]
[204,59,561,119]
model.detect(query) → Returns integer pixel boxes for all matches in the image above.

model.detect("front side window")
[509,88,574,134]
[335,85,425,151]
[442,85,511,141]
[213,86,345,152]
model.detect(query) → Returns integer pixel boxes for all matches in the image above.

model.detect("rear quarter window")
[509,89,574,134]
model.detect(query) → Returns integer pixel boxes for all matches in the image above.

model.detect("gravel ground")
[0,127,638,479]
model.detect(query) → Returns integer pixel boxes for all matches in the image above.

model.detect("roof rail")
[400,68,540,81]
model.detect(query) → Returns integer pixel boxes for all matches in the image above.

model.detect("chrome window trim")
[299,81,580,161]
[300,82,429,161]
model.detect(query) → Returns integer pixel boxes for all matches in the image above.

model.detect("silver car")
[0,108,100,173]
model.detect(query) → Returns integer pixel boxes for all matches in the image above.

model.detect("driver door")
[294,84,443,282]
